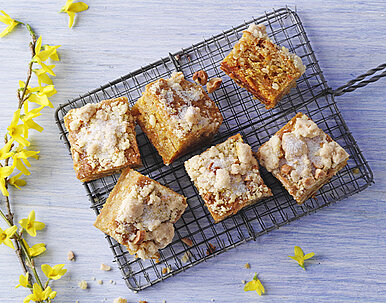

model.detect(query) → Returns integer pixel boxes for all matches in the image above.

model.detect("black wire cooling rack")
[55,7,385,291]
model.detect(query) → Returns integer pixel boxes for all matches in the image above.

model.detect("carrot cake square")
[257,113,349,204]
[184,134,272,222]
[132,72,223,165]
[221,23,306,109]
[64,97,141,182]
[94,168,187,260]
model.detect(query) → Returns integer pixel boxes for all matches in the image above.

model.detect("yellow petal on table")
[68,2,89,13]
[60,0,89,28]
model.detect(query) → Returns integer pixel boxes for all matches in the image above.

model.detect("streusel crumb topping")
[113,179,186,260]
[185,135,271,218]
[258,114,349,191]
[147,72,219,138]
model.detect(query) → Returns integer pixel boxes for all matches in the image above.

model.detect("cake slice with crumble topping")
[184,134,272,222]
[63,97,141,182]
[221,23,306,109]
[257,113,349,204]
[94,168,187,260]
[132,72,223,165]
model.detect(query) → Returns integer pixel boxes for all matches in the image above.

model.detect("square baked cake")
[94,168,187,260]
[257,113,349,204]
[221,23,306,109]
[132,72,223,165]
[64,97,141,182]
[184,134,272,222]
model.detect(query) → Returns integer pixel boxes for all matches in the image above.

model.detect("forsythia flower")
[0,139,14,160]
[244,273,265,296]
[23,239,46,257]
[60,0,89,28]
[0,225,17,249]
[0,10,19,38]
[28,85,56,108]
[19,210,45,237]
[11,146,40,176]
[7,109,30,147]
[41,264,67,280]
[8,172,27,190]
[33,66,54,86]
[15,272,31,289]
[43,44,60,61]
[289,246,315,270]
[33,36,61,65]
[21,104,44,133]
[0,165,14,196]
[23,284,56,303]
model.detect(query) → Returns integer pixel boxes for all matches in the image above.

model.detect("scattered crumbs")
[75,301,79,303]
[162,301,166,303]
[113,297,127,303]
[68,250,75,261]
[109,279,114,284]
[98,280,103,285]
[352,168,360,174]
[206,243,216,255]
[241,280,246,284]
[181,251,192,263]
[211,299,215,302]
[244,263,251,269]
[181,237,193,247]
[92,277,96,281]
[100,263,111,271]
[162,267,167,274]
[139,301,148,303]
[78,280,88,290]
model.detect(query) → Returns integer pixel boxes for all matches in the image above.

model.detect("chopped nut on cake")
[257,113,349,204]
[185,134,272,222]
[94,168,187,260]
[63,97,141,182]
[132,72,223,165]
[221,23,306,109]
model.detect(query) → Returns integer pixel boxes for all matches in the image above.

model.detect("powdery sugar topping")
[148,72,215,138]
[67,99,132,170]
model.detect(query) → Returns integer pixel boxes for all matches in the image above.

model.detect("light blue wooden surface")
[0,1,385,302]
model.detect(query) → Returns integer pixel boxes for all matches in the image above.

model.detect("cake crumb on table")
[68,250,75,261]
[78,280,88,290]
[98,280,103,285]
[100,263,111,271]
[113,297,127,303]
[244,263,251,269]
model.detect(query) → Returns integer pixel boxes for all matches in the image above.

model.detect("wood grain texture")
[0,0,385,302]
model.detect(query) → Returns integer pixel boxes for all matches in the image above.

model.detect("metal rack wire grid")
[55,7,374,291]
